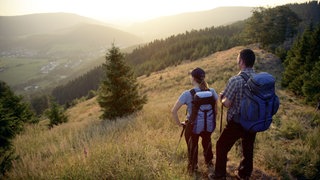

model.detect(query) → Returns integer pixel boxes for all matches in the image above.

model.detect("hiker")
[213,49,257,179]
[171,67,218,174]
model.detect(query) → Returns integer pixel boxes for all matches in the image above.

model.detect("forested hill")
[51,23,244,105]
[288,2,320,29]
[48,2,320,106]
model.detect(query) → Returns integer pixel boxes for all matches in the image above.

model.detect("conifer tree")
[243,6,300,48]
[302,25,320,104]
[302,61,320,104]
[98,44,147,120]
[0,81,37,176]
[30,94,49,115]
[282,27,312,95]
[282,24,320,105]
[46,99,68,128]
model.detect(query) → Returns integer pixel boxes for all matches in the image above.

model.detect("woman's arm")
[171,100,184,127]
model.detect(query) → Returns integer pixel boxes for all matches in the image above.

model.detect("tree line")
[127,24,244,76]
[51,66,103,105]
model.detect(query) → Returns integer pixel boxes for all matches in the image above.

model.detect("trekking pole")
[220,104,223,134]
[169,122,187,166]
[175,123,186,153]
[312,101,320,119]
[315,100,320,112]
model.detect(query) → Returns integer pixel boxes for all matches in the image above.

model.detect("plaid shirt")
[222,68,255,123]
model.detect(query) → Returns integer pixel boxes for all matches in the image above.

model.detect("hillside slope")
[129,7,253,41]
[8,46,319,179]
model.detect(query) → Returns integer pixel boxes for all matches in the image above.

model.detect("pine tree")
[30,94,49,115]
[98,44,147,120]
[282,24,320,105]
[282,26,313,95]
[243,6,300,48]
[0,81,37,176]
[302,61,320,104]
[46,99,68,128]
[302,25,320,104]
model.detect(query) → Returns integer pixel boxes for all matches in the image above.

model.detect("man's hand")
[220,93,232,108]
[219,92,224,103]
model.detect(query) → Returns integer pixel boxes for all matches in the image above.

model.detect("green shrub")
[279,119,305,140]
[45,101,68,128]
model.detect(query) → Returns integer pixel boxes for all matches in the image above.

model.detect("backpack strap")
[239,72,250,82]
[185,89,196,116]
[189,89,198,124]
[190,89,196,97]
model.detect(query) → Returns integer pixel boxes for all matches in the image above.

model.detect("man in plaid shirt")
[211,49,256,180]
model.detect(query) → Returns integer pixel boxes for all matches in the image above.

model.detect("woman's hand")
[180,121,187,127]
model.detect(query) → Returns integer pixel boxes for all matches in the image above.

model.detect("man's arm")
[214,100,218,116]
[220,93,232,108]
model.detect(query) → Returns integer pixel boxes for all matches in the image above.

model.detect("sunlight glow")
[0,0,312,23]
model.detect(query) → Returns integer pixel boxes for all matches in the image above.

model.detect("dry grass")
[7,45,319,179]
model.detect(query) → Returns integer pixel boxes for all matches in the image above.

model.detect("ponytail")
[199,80,209,91]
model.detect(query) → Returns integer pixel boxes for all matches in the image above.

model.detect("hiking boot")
[207,161,214,168]
[208,172,226,180]
[206,161,214,173]
[187,164,198,175]
[234,170,250,180]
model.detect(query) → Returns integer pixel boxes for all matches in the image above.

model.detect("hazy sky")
[0,0,313,23]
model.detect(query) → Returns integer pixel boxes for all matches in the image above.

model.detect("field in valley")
[0,56,105,94]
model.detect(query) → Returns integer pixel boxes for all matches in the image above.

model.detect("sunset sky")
[0,0,312,23]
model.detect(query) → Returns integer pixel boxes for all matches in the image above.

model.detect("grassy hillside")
[7,46,319,179]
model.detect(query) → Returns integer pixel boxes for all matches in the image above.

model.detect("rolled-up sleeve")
[178,91,189,104]
[210,88,219,101]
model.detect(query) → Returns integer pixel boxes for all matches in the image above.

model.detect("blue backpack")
[239,72,280,132]
[189,89,216,134]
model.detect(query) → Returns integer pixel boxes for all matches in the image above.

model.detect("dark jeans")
[185,124,213,169]
[215,120,256,177]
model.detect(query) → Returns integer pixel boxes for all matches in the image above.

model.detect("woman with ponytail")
[171,67,218,175]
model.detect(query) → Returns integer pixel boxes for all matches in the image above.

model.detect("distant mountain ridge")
[0,13,143,57]
[4,23,142,57]
[0,7,255,56]
[0,13,108,37]
[129,6,254,41]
